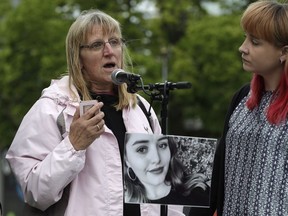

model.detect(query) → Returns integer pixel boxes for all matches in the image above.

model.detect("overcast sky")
[136,1,222,17]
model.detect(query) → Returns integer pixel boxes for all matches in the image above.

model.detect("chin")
[243,65,254,72]
[151,177,166,186]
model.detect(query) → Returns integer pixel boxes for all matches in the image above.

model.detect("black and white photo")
[123,133,217,208]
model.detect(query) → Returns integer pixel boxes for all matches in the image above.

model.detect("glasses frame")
[80,38,125,51]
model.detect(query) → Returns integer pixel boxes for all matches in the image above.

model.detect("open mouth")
[103,62,116,68]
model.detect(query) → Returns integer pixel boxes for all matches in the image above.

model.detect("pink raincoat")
[6,76,185,216]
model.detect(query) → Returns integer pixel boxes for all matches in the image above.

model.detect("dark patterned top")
[223,91,288,216]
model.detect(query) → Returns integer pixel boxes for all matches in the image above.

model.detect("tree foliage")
[142,0,251,136]
[0,0,252,148]
[169,14,250,136]
[0,0,72,148]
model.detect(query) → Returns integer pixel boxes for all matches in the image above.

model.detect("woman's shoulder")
[185,186,210,206]
[40,76,80,105]
[231,83,250,106]
[149,186,209,207]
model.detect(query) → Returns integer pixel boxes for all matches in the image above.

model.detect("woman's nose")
[239,41,248,54]
[149,148,161,164]
[103,43,114,55]
[239,45,244,54]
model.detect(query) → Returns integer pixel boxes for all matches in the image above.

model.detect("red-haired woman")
[210,1,288,216]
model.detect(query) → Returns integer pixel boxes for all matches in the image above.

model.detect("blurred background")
[0,0,256,215]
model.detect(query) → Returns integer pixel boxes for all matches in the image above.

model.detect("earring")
[127,167,137,181]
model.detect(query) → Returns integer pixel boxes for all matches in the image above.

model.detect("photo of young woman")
[123,133,211,208]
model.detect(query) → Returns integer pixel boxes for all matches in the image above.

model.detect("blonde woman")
[6,10,184,215]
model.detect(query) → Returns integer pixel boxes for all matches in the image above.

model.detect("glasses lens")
[81,38,123,50]
[91,41,104,50]
[109,38,121,47]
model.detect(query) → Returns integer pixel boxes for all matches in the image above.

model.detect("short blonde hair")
[66,9,136,109]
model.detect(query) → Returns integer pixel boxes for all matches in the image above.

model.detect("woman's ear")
[124,158,131,168]
[282,45,288,53]
[280,45,288,63]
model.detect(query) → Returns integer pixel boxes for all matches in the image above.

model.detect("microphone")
[111,69,141,85]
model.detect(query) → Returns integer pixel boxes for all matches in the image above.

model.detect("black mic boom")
[145,82,192,91]
[111,69,141,85]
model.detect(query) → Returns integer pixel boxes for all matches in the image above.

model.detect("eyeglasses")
[80,38,125,51]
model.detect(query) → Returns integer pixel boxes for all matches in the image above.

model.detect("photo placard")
[123,133,217,209]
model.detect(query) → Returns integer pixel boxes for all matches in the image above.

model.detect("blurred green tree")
[0,0,253,149]
[0,0,72,148]
[0,0,158,148]
[169,14,251,137]
[141,0,251,137]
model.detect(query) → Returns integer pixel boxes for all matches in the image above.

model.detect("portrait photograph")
[123,133,217,208]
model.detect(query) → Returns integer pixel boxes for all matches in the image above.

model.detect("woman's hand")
[69,102,105,150]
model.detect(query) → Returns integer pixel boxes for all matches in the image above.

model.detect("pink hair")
[247,70,288,124]
[242,1,288,124]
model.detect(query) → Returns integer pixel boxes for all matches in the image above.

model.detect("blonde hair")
[65,9,137,109]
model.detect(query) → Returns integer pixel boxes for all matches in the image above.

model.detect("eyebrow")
[131,136,167,146]
[132,139,149,146]
[89,37,118,43]
[158,137,168,142]
[248,33,260,40]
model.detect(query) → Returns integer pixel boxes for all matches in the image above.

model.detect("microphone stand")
[158,81,169,134]
[127,79,192,216]
[159,81,168,216]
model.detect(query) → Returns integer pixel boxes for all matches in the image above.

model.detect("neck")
[90,84,115,95]
[145,183,171,200]
[262,71,282,92]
